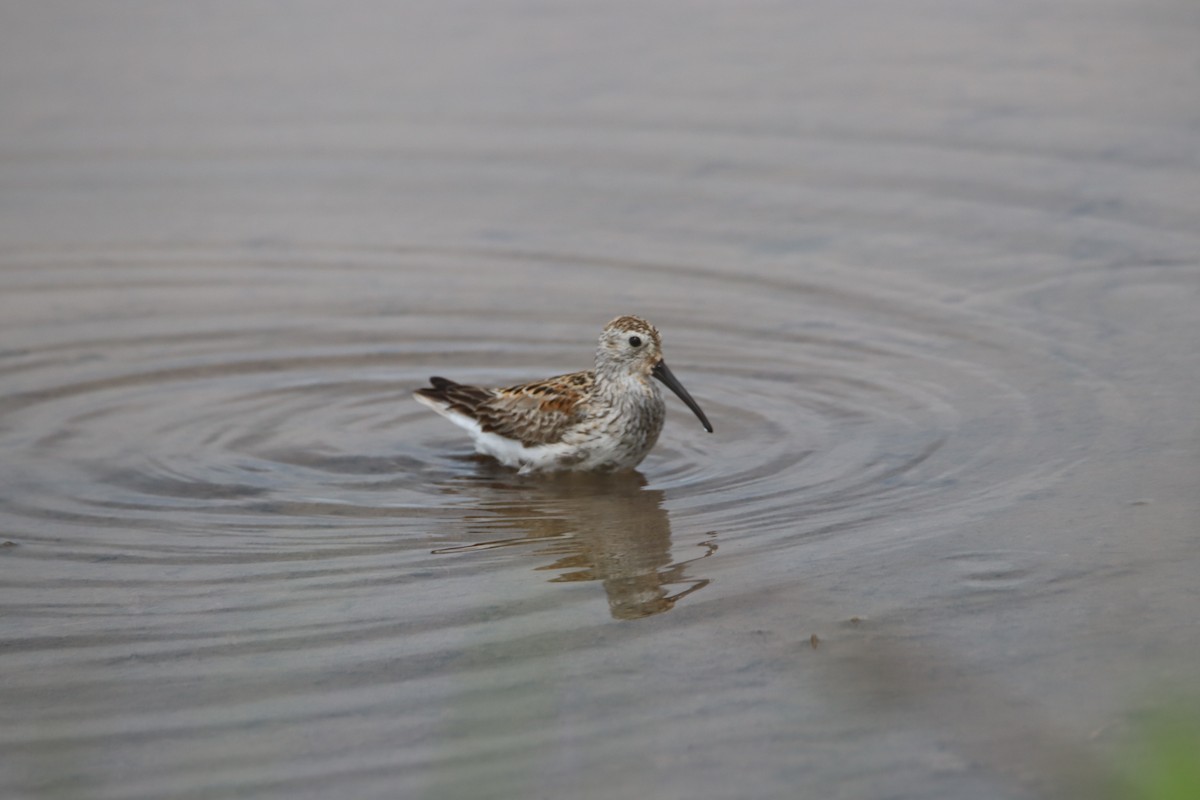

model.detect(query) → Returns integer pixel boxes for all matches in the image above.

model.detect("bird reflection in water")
[434,465,715,619]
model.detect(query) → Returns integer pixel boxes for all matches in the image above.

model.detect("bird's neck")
[594,366,659,405]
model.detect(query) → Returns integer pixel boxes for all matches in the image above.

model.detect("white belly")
[471,428,654,474]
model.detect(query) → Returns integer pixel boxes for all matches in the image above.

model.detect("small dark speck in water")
[1,540,16,548]
[810,634,821,649]
[1128,498,1153,506]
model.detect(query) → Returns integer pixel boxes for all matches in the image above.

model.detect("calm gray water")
[2,2,1198,798]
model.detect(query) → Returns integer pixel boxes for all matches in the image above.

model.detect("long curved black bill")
[652,360,714,433]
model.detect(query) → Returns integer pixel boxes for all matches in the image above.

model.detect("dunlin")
[414,315,713,473]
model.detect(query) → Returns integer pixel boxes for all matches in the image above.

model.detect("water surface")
[2,2,1198,799]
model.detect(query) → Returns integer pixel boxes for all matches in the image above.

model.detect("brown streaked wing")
[478,371,595,446]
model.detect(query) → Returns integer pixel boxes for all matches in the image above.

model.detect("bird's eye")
[628,335,642,347]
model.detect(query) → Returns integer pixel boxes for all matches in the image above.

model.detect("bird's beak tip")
[652,359,713,434]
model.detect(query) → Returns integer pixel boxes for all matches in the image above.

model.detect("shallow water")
[2,2,1199,798]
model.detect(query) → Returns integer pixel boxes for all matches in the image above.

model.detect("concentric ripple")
[0,242,1131,800]
[0,245,1097,575]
